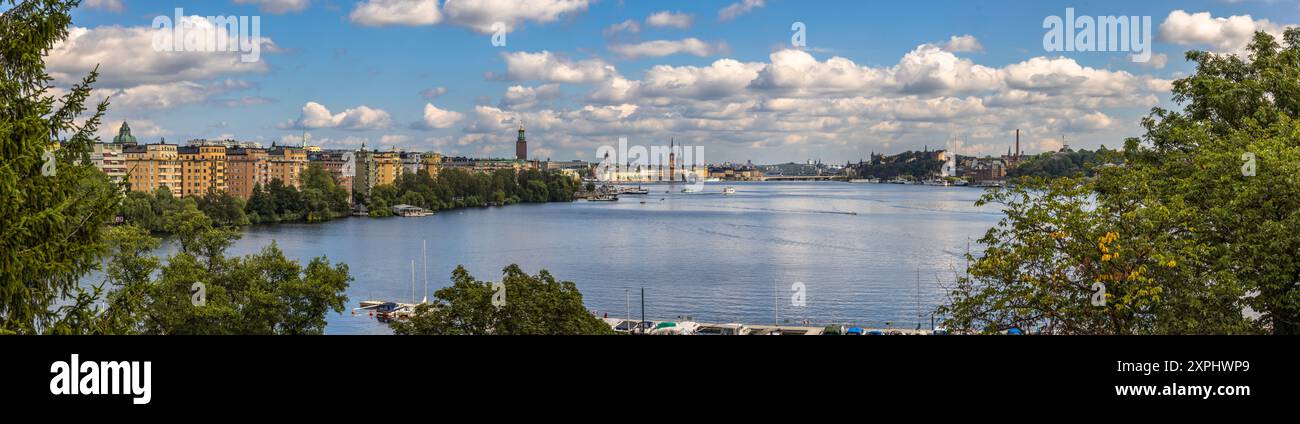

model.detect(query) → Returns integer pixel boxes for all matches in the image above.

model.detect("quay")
[598,317,938,336]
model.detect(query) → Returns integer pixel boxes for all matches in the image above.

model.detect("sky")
[39,0,1300,163]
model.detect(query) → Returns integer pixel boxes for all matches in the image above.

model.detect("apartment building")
[354,148,401,199]
[179,145,227,197]
[225,148,269,199]
[123,142,181,196]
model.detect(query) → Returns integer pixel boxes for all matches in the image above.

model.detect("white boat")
[620,186,650,195]
[681,187,701,193]
[722,187,736,195]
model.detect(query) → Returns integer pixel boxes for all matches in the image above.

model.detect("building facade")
[268,145,308,189]
[225,148,269,199]
[90,142,127,184]
[123,142,182,196]
[179,145,228,197]
[309,150,355,200]
[354,148,401,199]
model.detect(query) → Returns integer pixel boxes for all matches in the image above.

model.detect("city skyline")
[48,0,1300,163]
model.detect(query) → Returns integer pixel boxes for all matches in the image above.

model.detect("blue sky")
[49,0,1300,163]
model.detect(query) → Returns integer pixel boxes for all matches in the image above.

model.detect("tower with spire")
[668,138,677,182]
[515,121,527,161]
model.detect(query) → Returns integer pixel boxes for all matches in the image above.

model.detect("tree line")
[848,151,944,180]
[362,168,578,217]
[1005,147,1118,179]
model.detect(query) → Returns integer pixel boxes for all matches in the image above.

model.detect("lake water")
[141,182,1005,334]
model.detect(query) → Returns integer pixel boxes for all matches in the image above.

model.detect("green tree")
[1,0,121,334]
[391,265,614,335]
[196,190,249,227]
[942,29,1300,334]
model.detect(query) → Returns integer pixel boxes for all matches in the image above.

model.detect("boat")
[848,178,877,183]
[391,204,432,217]
[588,195,619,201]
[620,186,650,195]
[681,187,700,193]
[722,187,736,195]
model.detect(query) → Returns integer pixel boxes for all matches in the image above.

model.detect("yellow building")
[421,153,442,178]
[269,146,308,189]
[124,143,182,196]
[354,148,401,199]
[179,145,227,197]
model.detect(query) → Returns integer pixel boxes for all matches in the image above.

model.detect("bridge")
[760,175,841,181]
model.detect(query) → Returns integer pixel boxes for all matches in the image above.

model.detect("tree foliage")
[246,164,350,223]
[2,2,353,334]
[942,29,1300,334]
[1005,147,1117,179]
[1,0,121,333]
[390,265,614,335]
[847,151,943,180]
[366,168,577,214]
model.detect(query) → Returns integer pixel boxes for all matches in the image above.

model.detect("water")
[137,182,1004,334]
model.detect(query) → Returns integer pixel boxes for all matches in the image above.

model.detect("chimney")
[1015,129,1020,159]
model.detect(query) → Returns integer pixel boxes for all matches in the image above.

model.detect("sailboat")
[422,240,429,304]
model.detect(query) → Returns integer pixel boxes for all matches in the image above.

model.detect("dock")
[599,318,939,335]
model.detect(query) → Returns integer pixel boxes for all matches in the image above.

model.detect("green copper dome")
[112,122,137,144]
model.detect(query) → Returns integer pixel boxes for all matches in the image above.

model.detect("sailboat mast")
[410,260,415,304]
[422,240,428,302]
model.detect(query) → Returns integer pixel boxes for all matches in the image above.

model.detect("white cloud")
[1070,111,1113,131]
[413,103,466,129]
[1158,10,1287,55]
[498,50,617,83]
[639,59,765,100]
[441,0,591,33]
[940,35,983,53]
[379,134,411,145]
[1140,53,1169,69]
[420,87,449,99]
[609,38,718,58]
[646,11,694,29]
[94,79,257,110]
[603,19,641,37]
[83,0,124,12]
[234,0,310,14]
[350,0,442,27]
[280,102,393,130]
[718,0,764,21]
[500,84,562,109]
[45,19,277,88]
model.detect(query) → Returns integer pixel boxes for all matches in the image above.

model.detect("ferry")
[620,186,650,195]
